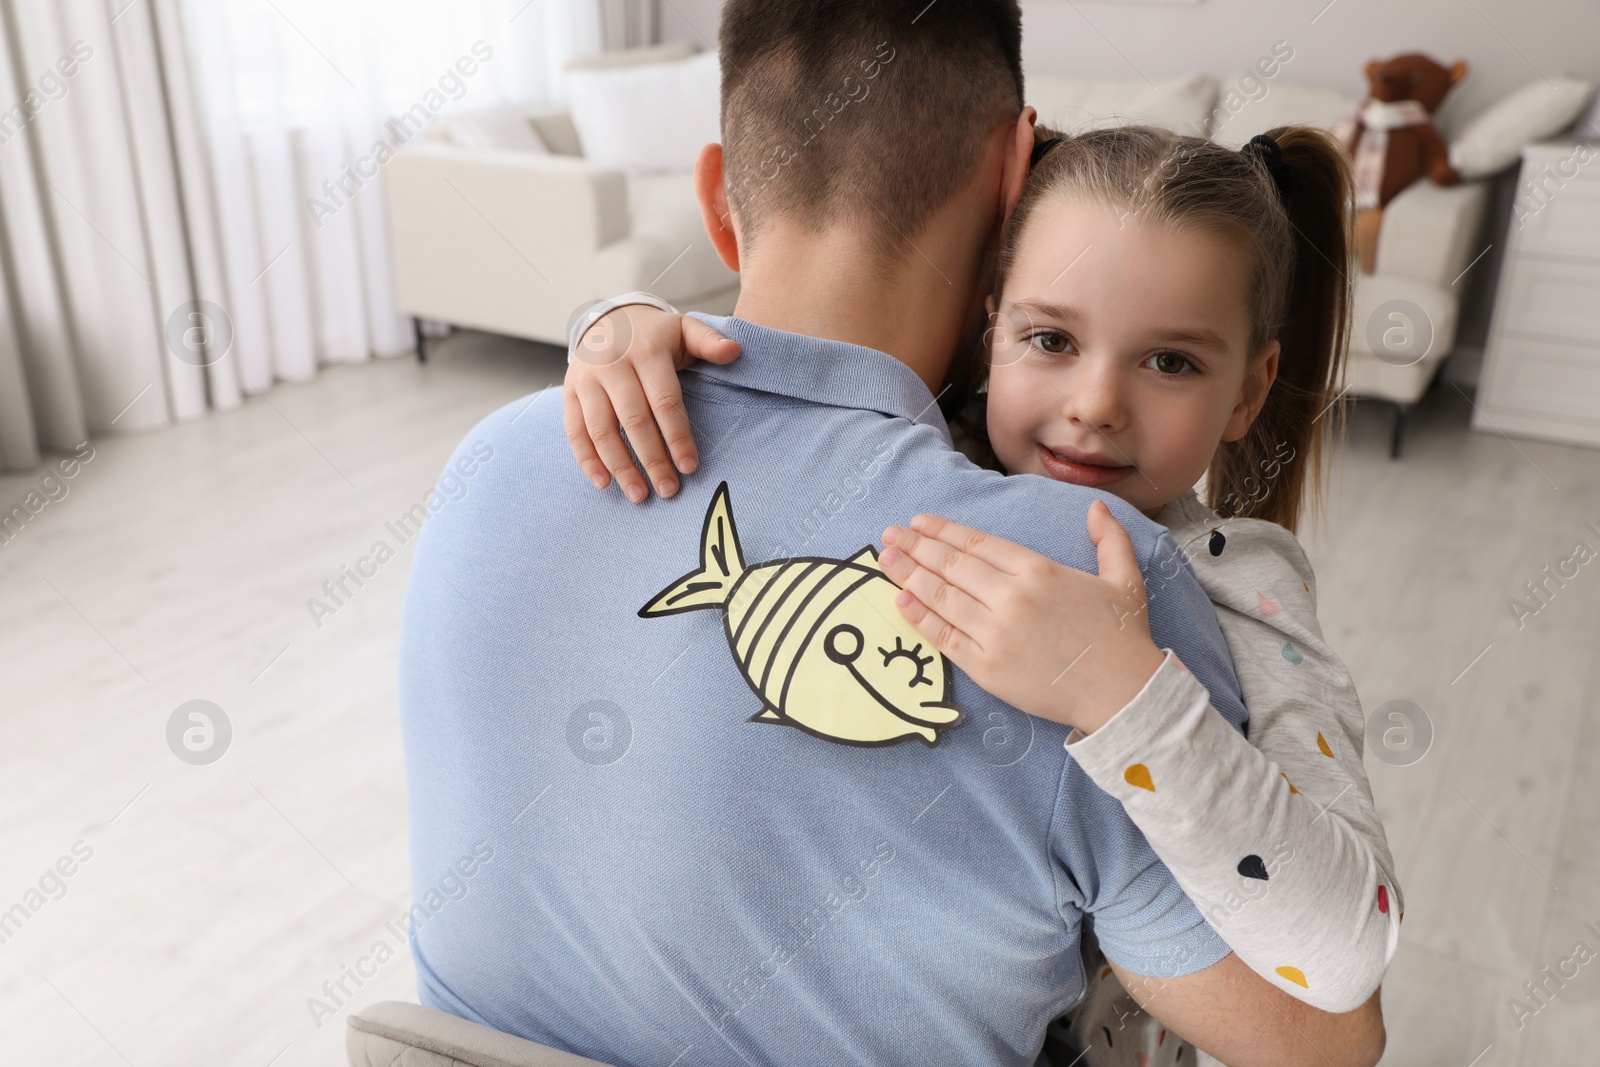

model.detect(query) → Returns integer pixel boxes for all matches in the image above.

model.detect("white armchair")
[1347,180,1491,455]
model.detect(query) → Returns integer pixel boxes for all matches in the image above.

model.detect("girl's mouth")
[1036,443,1134,489]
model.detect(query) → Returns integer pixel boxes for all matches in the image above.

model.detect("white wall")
[661,0,1597,136]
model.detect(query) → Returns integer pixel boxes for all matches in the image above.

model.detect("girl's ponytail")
[1206,125,1354,534]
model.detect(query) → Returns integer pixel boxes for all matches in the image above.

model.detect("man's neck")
[730,223,982,396]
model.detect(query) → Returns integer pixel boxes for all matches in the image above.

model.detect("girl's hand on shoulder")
[563,306,741,502]
[878,501,1165,735]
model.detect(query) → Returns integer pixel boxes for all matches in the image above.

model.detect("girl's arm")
[563,296,740,502]
[879,509,1400,1014]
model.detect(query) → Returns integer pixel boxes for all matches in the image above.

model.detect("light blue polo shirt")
[397,315,1247,1067]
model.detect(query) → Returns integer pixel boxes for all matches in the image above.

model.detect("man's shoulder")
[412,389,579,529]
[452,389,565,468]
[885,438,1172,565]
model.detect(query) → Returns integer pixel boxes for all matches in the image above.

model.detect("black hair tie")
[1030,135,1065,168]
[1242,133,1292,200]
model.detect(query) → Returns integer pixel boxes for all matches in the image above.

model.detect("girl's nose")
[1061,360,1127,433]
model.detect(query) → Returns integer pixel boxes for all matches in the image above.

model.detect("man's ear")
[999,106,1038,233]
[1222,340,1280,442]
[694,143,740,272]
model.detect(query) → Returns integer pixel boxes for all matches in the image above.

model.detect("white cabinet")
[1476,140,1600,448]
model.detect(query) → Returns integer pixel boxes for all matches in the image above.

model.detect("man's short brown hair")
[718,0,1023,250]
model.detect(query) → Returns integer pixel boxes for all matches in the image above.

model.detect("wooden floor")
[1,330,1595,1066]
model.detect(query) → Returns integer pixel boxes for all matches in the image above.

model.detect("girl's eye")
[1027,329,1074,356]
[1145,350,1196,377]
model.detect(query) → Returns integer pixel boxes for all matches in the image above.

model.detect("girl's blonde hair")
[968,123,1353,534]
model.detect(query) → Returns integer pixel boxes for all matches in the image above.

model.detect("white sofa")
[384,56,1488,458]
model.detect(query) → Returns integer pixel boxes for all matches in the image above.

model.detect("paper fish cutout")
[639,482,965,747]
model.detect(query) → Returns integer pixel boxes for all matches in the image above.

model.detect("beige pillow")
[1449,76,1595,179]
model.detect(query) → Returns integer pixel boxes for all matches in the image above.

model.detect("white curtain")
[0,0,642,473]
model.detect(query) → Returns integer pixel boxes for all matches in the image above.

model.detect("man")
[397,2,1384,1064]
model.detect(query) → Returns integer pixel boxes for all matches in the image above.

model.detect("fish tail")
[638,481,747,617]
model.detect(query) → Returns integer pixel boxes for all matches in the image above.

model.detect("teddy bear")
[1335,53,1468,273]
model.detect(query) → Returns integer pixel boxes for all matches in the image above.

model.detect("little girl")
[564,124,1400,1067]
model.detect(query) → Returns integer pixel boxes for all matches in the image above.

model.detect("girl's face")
[985,195,1278,518]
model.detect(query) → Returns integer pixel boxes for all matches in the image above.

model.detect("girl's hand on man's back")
[563,306,741,502]
[878,501,1166,735]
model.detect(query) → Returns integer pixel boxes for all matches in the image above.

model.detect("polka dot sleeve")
[1063,496,1401,1015]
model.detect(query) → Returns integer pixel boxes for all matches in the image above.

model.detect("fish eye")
[879,636,933,687]
[825,624,864,664]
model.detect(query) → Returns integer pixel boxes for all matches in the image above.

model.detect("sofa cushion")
[1027,73,1218,137]
[1344,344,1447,405]
[528,110,583,157]
[437,109,550,154]
[1210,77,1360,148]
[566,51,720,172]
